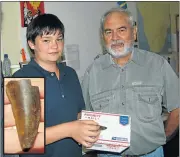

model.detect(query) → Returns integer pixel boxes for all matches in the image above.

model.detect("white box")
[81,110,131,153]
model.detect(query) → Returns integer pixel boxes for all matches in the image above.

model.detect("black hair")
[26,13,65,54]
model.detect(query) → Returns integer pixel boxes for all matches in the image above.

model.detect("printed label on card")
[120,116,129,125]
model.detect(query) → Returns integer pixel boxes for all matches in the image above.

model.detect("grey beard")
[106,46,133,58]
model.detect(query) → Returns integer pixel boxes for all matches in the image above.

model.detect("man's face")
[103,12,137,58]
[28,30,64,63]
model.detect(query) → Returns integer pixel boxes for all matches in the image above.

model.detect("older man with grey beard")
[81,7,179,157]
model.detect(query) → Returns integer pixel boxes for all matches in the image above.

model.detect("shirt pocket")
[132,86,161,123]
[90,91,113,112]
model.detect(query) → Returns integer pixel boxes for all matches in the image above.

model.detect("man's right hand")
[69,120,101,148]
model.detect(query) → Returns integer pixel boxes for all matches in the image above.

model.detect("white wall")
[25,2,118,78]
[1,2,137,76]
[127,2,137,21]
[19,2,137,78]
[46,2,137,77]
[1,2,21,64]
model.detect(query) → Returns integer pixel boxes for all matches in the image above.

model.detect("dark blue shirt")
[13,59,85,157]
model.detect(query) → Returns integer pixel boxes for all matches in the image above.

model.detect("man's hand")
[4,78,45,154]
[165,108,179,141]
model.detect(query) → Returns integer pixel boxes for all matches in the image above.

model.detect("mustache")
[111,40,124,45]
[110,39,134,45]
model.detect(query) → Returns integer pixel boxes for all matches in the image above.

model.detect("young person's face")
[28,30,64,63]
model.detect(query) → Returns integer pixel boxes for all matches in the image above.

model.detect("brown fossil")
[6,79,41,152]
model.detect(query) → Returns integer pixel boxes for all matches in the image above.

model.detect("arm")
[46,120,101,147]
[165,108,179,138]
[46,122,72,144]
[161,59,179,140]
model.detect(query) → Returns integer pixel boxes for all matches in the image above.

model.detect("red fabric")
[20,2,45,27]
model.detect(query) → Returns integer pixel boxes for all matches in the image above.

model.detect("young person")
[9,13,100,157]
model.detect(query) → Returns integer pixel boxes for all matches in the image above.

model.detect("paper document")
[65,44,80,70]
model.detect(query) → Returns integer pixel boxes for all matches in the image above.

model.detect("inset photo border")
[3,77,45,155]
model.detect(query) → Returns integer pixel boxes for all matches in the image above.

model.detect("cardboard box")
[81,110,131,153]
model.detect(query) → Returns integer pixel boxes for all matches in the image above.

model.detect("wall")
[20,2,137,78]
[44,2,116,77]
[3,2,178,76]
[170,2,179,34]
[1,2,137,78]
[1,2,21,64]
[137,2,179,53]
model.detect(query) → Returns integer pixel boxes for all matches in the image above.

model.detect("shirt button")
[62,95,65,98]
[51,73,54,76]
[121,69,124,72]
[122,102,125,105]
[122,85,124,88]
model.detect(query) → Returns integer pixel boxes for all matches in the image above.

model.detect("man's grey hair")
[100,7,134,34]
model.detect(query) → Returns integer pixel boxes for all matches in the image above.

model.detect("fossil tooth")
[6,79,41,152]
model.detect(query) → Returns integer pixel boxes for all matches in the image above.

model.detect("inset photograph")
[3,78,45,154]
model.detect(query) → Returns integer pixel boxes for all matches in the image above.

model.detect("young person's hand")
[70,120,101,148]
[4,78,45,154]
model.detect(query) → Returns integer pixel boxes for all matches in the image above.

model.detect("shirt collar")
[100,53,114,69]
[131,48,144,66]
[101,48,143,69]
[29,58,66,77]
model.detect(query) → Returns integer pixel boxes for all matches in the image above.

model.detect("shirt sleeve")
[162,59,179,112]
[72,69,85,112]
[12,69,25,77]
[81,68,93,111]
